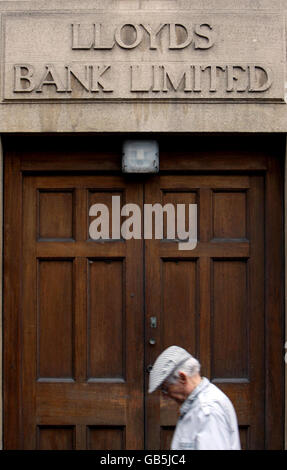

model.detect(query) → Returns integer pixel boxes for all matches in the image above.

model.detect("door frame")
[2,134,285,449]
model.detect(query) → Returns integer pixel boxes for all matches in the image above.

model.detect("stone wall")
[0,0,283,133]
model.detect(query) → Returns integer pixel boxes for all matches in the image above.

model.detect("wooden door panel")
[37,259,74,379]
[38,190,74,240]
[161,260,198,353]
[212,190,247,239]
[88,259,125,380]
[162,191,198,239]
[87,426,125,450]
[211,259,248,378]
[37,426,76,450]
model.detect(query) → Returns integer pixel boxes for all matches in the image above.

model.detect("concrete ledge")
[0,102,287,133]
[0,1,282,12]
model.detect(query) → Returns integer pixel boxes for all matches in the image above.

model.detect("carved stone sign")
[2,11,285,101]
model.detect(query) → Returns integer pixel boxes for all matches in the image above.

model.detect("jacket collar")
[179,377,210,417]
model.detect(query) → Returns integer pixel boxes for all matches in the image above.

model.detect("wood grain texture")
[88,259,124,379]
[6,168,144,449]
[3,135,284,450]
[87,426,125,450]
[37,426,75,450]
[211,260,248,379]
[213,190,247,239]
[265,154,284,449]
[38,190,74,240]
[38,259,74,379]
[145,171,270,450]
[4,151,23,449]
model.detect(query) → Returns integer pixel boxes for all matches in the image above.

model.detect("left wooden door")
[4,151,144,449]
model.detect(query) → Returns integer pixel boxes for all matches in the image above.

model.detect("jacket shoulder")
[198,383,233,415]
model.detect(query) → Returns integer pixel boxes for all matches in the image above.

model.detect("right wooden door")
[144,145,283,450]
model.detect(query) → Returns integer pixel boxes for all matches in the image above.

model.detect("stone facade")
[0,0,285,133]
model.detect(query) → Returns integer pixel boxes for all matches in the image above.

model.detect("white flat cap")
[148,345,192,393]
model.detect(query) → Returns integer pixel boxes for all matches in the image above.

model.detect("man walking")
[148,345,241,450]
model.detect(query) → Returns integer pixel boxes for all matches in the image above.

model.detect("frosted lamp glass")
[122,140,159,173]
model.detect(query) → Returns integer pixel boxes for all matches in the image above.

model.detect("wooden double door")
[4,136,284,449]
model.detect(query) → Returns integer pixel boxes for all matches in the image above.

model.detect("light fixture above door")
[122,140,159,173]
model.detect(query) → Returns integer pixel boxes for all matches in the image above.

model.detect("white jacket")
[171,377,241,450]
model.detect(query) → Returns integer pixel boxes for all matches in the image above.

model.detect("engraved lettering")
[91,65,113,92]
[71,23,93,50]
[194,24,215,49]
[248,65,273,92]
[201,65,226,92]
[193,65,202,92]
[226,65,248,92]
[152,65,161,92]
[14,64,35,92]
[94,23,115,50]
[130,65,151,92]
[36,64,66,92]
[162,65,192,92]
[141,24,166,50]
[115,24,143,49]
[70,22,217,52]
[66,65,90,92]
[169,24,193,49]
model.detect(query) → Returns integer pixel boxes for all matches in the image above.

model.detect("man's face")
[160,377,187,405]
